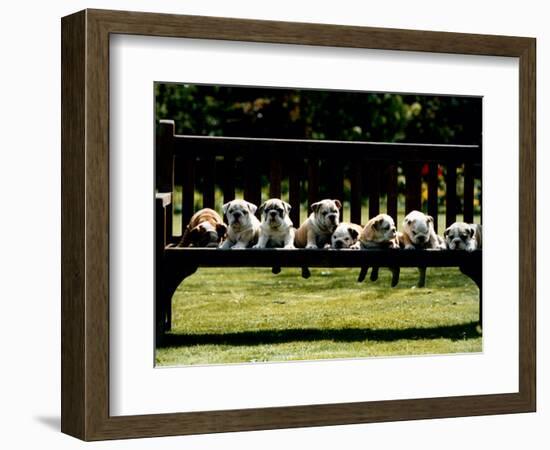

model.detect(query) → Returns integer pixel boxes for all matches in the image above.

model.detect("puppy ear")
[427,215,434,224]
[311,201,322,213]
[189,226,201,240]
[469,225,476,238]
[348,227,359,240]
[333,199,342,209]
[258,201,267,216]
[283,201,292,214]
[222,202,231,215]
[246,201,257,215]
[216,223,227,239]
[373,217,383,229]
[443,227,450,238]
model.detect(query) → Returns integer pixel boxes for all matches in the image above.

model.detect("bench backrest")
[156,120,481,242]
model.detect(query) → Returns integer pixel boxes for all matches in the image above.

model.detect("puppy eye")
[322,211,328,216]
[412,230,417,235]
[243,210,248,215]
[345,237,349,241]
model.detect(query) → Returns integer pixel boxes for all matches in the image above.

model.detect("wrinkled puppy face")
[189,222,227,247]
[403,210,434,246]
[222,200,257,230]
[259,199,291,229]
[444,222,475,250]
[331,223,359,249]
[311,199,341,230]
[370,214,397,242]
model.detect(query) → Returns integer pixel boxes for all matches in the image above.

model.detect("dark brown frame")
[61,9,536,441]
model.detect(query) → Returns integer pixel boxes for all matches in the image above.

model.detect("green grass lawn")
[156,266,482,366]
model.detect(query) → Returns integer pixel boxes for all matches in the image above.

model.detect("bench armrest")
[155,192,172,207]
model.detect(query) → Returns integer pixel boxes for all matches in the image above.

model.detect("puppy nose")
[417,235,425,243]
[270,210,277,216]
[233,212,241,218]
[335,241,343,248]
[391,226,396,232]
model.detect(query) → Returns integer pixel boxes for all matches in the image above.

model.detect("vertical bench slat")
[202,155,216,210]
[368,162,381,220]
[386,164,398,224]
[269,158,282,199]
[222,155,235,205]
[288,160,301,226]
[463,163,474,223]
[244,157,262,208]
[328,160,344,220]
[307,158,319,210]
[428,163,439,233]
[350,163,362,225]
[181,155,195,232]
[405,162,422,213]
[445,162,458,228]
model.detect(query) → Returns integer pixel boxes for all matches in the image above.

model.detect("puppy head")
[188,221,227,247]
[258,198,291,228]
[365,214,397,243]
[222,200,257,230]
[311,199,341,230]
[403,210,434,246]
[331,223,359,249]
[444,222,475,250]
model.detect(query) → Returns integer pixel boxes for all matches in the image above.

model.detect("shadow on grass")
[159,322,481,348]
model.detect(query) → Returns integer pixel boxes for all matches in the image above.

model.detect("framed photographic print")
[61,9,536,441]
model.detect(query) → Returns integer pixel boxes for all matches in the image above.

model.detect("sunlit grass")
[156,266,481,366]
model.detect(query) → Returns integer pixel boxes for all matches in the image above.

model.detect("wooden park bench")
[155,120,482,340]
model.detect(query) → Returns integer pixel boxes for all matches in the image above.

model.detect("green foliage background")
[155,84,481,144]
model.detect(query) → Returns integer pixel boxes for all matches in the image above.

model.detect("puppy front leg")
[219,238,233,249]
[402,233,415,250]
[253,234,268,249]
[305,230,318,249]
[283,228,296,249]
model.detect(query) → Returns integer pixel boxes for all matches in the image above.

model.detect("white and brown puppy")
[401,210,446,250]
[179,208,227,247]
[253,198,295,249]
[444,222,482,251]
[294,199,342,249]
[359,214,400,249]
[358,214,400,287]
[331,222,363,249]
[219,200,261,249]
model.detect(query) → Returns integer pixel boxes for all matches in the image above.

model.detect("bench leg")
[357,266,369,282]
[460,262,482,327]
[417,266,427,288]
[301,267,311,279]
[156,265,197,344]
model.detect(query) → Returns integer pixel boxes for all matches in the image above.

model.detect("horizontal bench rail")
[165,247,481,268]
[172,134,481,163]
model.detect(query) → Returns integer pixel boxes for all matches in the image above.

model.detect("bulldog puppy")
[295,199,342,279]
[444,222,482,251]
[359,214,400,249]
[401,210,446,250]
[357,214,400,287]
[179,208,227,248]
[219,200,261,249]
[331,222,363,249]
[294,199,342,249]
[253,198,295,249]
[401,210,446,288]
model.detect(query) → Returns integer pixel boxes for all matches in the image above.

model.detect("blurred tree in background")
[155,84,481,145]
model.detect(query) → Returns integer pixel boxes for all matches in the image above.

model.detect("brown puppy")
[179,208,227,247]
[294,199,342,249]
[295,199,342,278]
[358,214,400,287]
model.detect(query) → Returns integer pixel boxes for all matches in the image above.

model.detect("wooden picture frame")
[61,9,536,441]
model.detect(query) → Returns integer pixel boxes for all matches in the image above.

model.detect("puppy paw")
[323,243,331,249]
[350,243,361,249]
[306,244,317,249]
[284,244,295,249]
[404,244,415,250]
